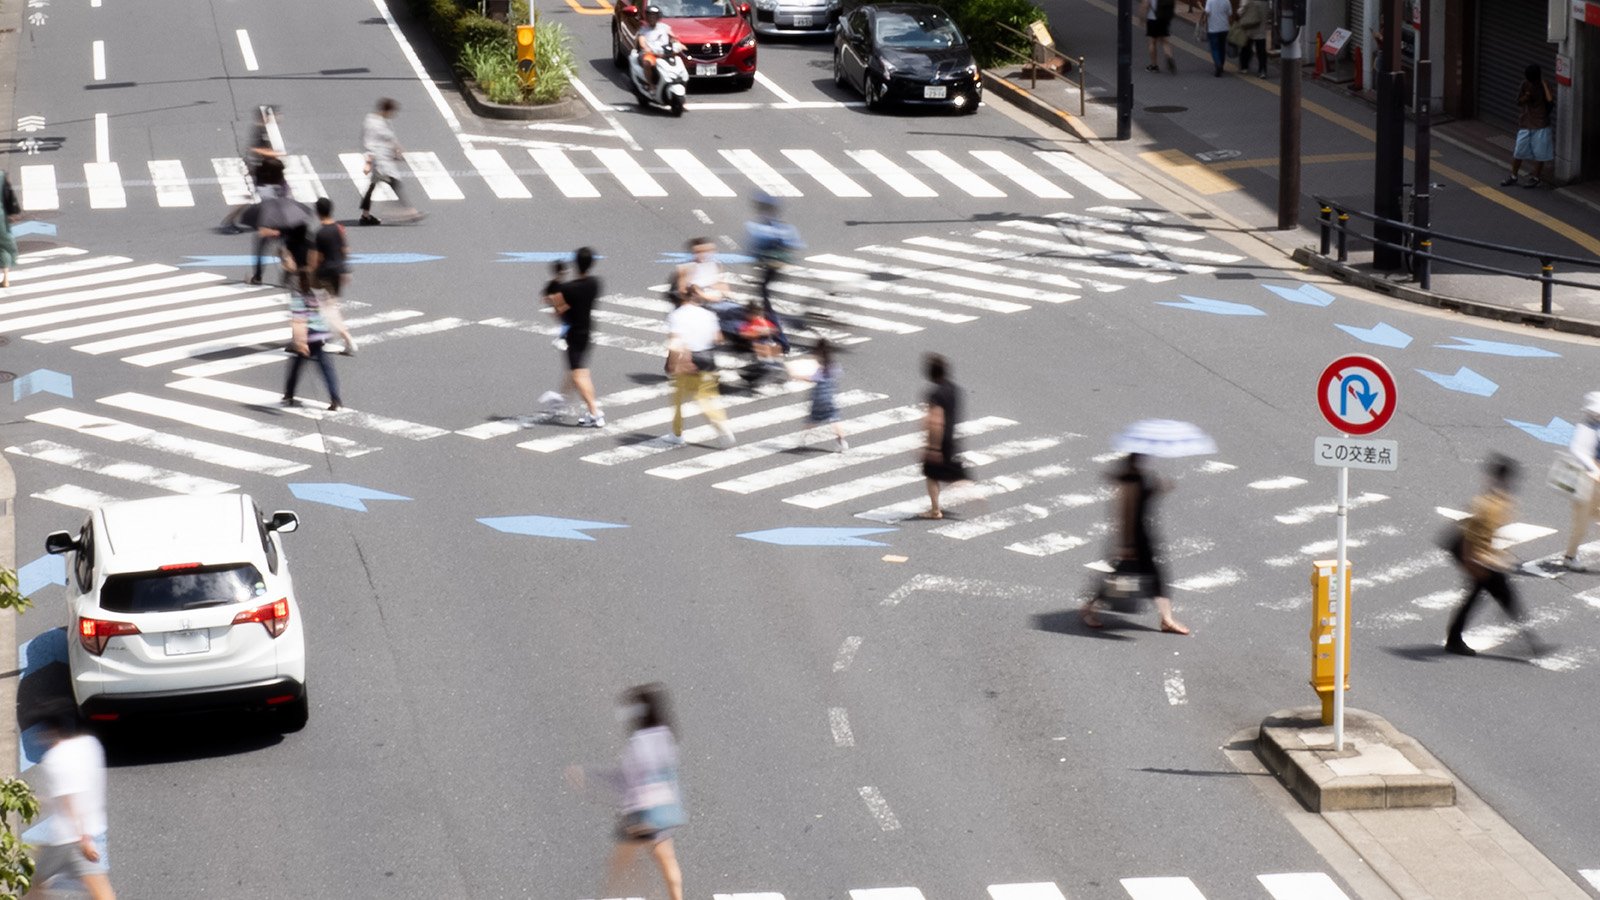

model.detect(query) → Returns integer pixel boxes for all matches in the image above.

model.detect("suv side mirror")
[622,4,638,15]
[45,531,78,555]
[266,511,300,534]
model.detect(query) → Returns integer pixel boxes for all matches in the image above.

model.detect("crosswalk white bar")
[973,228,1207,277]
[715,416,1016,495]
[0,263,175,302]
[27,408,310,476]
[211,157,254,206]
[593,148,667,197]
[988,884,1068,900]
[477,316,671,361]
[401,151,465,199]
[168,378,449,440]
[13,247,87,265]
[787,434,1065,510]
[1120,877,1207,900]
[83,162,127,209]
[1257,873,1351,900]
[5,439,238,495]
[656,148,737,197]
[908,150,1005,197]
[517,383,804,454]
[583,389,881,467]
[1048,210,1216,246]
[840,251,1079,304]
[591,306,667,332]
[721,285,921,334]
[456,383,678,440]
[935,487,1109,540]
[910,234,1169,288]
[847,149,937,198]
[344,316,470,351]
[147,160,195,208]
[858,459,1077,523]
[27,295,282,343]
[862,244,1087,294]
[74,310,286,355]
[0,255,135,286]
[781,149,870,198]
[463,149,532,199]
[283,155,329,200]
[649,404,922,480]
[19,165,59,211]
[791,260,1028,314]
[1006,532,1091,557]
[0,274,231,323]
[169,310,422,378]
[120,321,305,367]
[713,894,785,900]
[849,889,924,900]
[720,149,802,197]
[763,279,974,324]
[98,392,376,457]
[529,148,601,199]
[339,153,398,201]
[1579,870,1600,891]
[971,150,1072,198]
[1010,216,1242,264]
[32,484,130,511]
[1034,151,1141,200]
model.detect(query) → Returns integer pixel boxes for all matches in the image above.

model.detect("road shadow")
[101,713,285,767]
[1031,609,1142,641]
[1380,642,1540,666]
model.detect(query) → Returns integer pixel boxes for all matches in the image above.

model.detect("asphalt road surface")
[4,1,1599,898]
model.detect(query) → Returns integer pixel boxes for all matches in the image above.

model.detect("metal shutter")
[1475,1,1557,132]
[1349,0,1365,37]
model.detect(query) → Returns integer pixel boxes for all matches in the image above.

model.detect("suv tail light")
[232,598,290,638]
[78,617,140,656]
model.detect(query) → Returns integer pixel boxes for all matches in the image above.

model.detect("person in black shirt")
[920,353,967,519]
[309,197,356,354]
[549,247,604,427]
[1081,453,1190,634]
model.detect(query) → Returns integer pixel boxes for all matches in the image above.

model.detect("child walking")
[800,339,846,451]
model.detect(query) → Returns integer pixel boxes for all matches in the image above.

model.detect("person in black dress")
[1081,453,1190,634]
[920,353,967,519]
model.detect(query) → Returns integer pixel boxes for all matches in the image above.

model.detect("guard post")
[1310,559,1353,724]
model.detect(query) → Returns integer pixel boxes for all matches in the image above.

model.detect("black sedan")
[833,3,980,113]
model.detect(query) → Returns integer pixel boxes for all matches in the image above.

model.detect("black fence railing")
[1313,195,1600,315]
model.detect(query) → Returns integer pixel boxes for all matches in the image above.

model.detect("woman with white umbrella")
[1080,420,1215,635]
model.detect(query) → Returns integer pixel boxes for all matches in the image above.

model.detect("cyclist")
[743,192,803,353]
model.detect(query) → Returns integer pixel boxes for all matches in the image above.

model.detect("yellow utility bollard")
[516,24,537,87]
[1310,559,1352,725]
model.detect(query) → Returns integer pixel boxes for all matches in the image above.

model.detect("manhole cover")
[0,371,15,384]
[1145,104,1188,113]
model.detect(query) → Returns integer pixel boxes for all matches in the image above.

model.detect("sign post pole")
[1333,458,1349,749]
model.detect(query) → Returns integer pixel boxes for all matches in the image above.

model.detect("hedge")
[403,0,572,104]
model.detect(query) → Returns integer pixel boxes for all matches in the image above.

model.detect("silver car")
[750,0,840,36]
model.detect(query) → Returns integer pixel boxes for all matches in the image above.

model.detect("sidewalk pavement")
[1000,0,1600,323]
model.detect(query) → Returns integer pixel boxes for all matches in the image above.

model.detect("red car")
[612,0,758,90]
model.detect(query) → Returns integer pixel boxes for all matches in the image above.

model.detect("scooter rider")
[637,6,678,87]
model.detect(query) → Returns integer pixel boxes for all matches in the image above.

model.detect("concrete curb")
[1255,707,1454,812]
[1292,247,1600,339]
[452,71,581,121]
[979,70,1093,143]
[1,457,19,785]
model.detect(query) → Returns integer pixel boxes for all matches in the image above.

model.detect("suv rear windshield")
[100,564,268,614]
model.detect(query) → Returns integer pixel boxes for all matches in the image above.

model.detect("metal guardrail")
[991,21,1086,119]
[1313,195,1600,315]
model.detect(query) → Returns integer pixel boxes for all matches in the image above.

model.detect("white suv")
[45,494,308,731]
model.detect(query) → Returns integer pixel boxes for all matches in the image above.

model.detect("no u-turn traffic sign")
[1318,355,1397,435]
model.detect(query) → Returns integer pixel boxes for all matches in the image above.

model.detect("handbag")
[665,347,696,376]
[1096,560,1155,614]
[1547,454,1593,502]
[1227,20,1247,49]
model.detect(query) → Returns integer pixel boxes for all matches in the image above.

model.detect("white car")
[44,494,308,731]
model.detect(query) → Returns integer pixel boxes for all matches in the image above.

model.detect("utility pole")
[1372,0,1405,269]
[1116,0,1132,140]
[1277,0,1305,230]
[1411,0,1432,278]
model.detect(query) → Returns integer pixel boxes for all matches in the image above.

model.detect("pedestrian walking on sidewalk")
[1140,0,1177,72]
[1443,455,1546,656]
[1502,65,1556,189]
[282,266,343,412]
[309,198,357,355]
[1561,392,1600,571]
[0,168,19,289]
[567,684,687,900]
[663,292,734,448]
[549,247,604,427]
[1233,0,1269,77]
[359,98,421,225]
[1199,0,1233,77]
[1080,453,1190,634]
[28,706,115,900]
[919,353,967,519]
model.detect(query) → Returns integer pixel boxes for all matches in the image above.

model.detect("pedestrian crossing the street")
[15,146,1147,210]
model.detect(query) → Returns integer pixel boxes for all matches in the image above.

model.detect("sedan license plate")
[924,85,948,99]
[792,14,813,26]
[696,63,718,77]
[164,630,210,656]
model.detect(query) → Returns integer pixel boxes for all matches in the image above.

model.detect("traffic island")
[1255,706,1453,812]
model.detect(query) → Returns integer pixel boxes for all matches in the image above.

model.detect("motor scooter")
[628,44,689,116]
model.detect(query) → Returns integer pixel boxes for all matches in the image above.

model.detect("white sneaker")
[833,437,849,452]
[577,413,605,428]
[661,433,686,447]
[715,431,737,449]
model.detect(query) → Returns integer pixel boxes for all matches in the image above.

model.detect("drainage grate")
[1145,104,1188,113]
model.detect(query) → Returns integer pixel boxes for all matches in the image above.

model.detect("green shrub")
[953,0,1045,67]
[428,0,467,52]
[458,39,513,87]
[457,13,514,55]
[529,17,576,104]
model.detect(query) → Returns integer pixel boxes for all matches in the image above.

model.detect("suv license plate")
[696,63,718,77]
[924,85,948,99]
[164,630,210,656]
[792,14,812,26]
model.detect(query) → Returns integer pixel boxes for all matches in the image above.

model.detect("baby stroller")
[708,300,788,388]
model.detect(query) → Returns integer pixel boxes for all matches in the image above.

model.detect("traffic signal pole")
[1372,0,1405,269]
[1276,1,1304,230]
[1116,0,1132,140]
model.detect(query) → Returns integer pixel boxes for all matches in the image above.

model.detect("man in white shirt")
[1202,0,1233,77]
[636,6,678,88]
[359,98,421,226]
[663,289,735,448]
[1564,392,1600,570]
[28,710,114,899]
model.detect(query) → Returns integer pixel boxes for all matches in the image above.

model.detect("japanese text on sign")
[1314,436,1399,471]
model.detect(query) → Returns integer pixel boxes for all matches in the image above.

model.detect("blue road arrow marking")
[1339,374,1377,415]
[16,555,66,597]
[1416,366,1499,397]
[738,526,897,547]
[477,515,628,541]
[656,251,757,265]
[1156,295,1266,317]
[498,251,607,263]
[11,368,72,402]
[1335,322,1413,348]
[1263,283,1335,307]
[11,221,57,237]
[287,483,412,512]
[1436,337,1560,358]
[347,252,444,265]
[178,255,278,268]
[1505,417,1575,446]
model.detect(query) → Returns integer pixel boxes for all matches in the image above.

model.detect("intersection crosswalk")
[574,871,1354,899]
[17,146,1143,210]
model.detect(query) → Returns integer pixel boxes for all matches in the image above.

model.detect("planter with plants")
[407,0,580,118]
